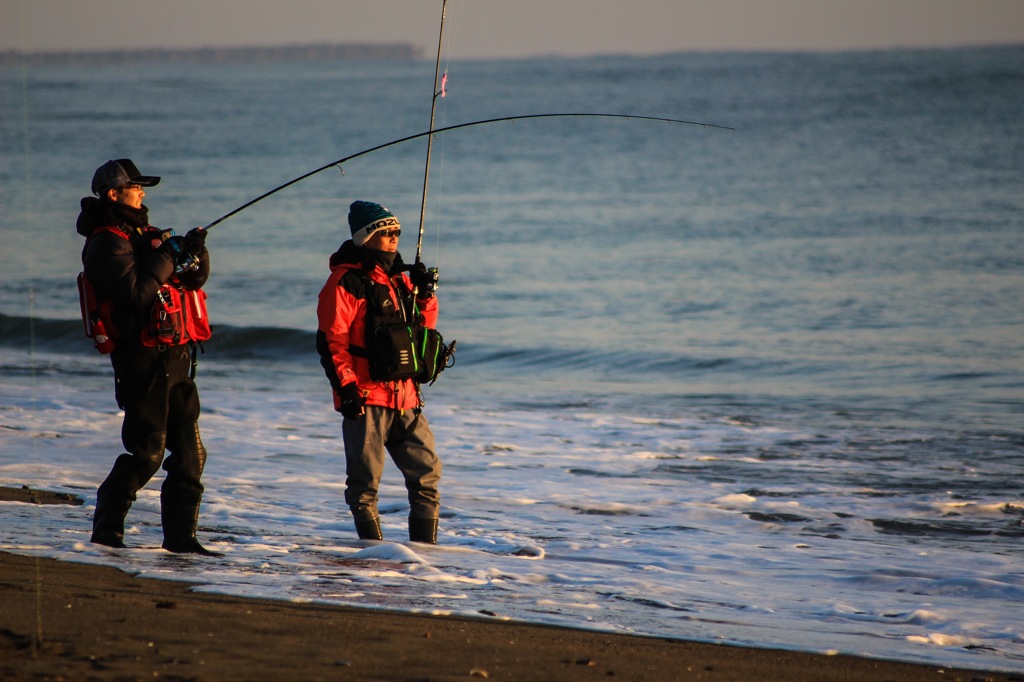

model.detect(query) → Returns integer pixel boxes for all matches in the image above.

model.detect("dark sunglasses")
[378,229,401,238]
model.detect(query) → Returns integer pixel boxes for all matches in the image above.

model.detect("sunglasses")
[377,229,401,238]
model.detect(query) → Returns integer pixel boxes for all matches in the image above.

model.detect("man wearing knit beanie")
[316,200,443,543]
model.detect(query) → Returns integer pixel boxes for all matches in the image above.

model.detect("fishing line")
[201,112,734,232]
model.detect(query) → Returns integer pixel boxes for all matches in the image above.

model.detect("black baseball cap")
[91,159,161,196]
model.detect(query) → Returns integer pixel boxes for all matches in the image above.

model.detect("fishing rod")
[201,112,734,231]
[415,0,447,266]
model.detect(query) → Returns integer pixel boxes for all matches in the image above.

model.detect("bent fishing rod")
[200,112,735,232]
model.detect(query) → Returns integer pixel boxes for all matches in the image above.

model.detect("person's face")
[365,228,400,253]
[107,183,145,209]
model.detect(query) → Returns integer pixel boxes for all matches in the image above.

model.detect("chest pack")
[139,283,212,348]
[340,269,454,385]
[78,226,211,353]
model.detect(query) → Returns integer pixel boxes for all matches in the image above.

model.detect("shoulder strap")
[345,269,397,318]
[90,225,131,241]
[82,225,132,266]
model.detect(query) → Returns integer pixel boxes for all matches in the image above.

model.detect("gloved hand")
[159,234,186,258]
[184,227,207,252]
[408,263,438,298]
[338,382,366,420]
[165,227,206,274]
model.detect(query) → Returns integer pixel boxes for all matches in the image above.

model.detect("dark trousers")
[342,406,441,521]
[95,344,206,530]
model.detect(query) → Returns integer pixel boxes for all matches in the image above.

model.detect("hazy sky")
[2,0,1023,59]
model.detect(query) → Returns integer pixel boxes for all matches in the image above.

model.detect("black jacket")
[77,197,209,343]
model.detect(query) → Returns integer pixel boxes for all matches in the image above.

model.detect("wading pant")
[93,343,207,545]
[342,405,441,523]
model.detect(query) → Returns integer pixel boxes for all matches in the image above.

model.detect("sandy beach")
[1,490,1017,682]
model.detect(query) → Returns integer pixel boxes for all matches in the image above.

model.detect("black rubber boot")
[91,454,140,548]
[409,516,438,544]
[354,516,383,540]
[91,497,131,548]
[161,497,222,556]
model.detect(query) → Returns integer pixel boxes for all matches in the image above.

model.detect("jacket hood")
[328,239,363,268]
[76,197,110,237]
[76,196,150,237]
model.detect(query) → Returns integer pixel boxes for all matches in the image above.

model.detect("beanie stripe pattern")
[348,201,400,246]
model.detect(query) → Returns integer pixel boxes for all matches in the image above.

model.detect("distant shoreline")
[3,42,1021,69]
[0,42,422,67]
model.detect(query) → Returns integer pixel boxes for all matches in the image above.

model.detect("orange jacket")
[316,243,438,411]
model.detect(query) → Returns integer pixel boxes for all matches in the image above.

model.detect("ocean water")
[1,46,1023,672]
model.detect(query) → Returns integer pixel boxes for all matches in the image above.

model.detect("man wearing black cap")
[316,200,443,543]
[77,159,219,555]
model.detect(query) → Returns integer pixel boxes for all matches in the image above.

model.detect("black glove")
[166,228,206,274]
[184,227,207,252]
[159,234,186,259]
[338,383,366,420]
[408,263,438,298]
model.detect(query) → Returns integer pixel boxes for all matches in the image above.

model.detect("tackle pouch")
[367,322,420,382]
[183,288,212,342]
[415,326,456,385]
[141,284,185,347]
[140,283,212,347]
[77,272,118,354]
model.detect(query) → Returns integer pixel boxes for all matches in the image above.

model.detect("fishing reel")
[174,252,201,275]
[154,228,202,274]
[423,266,439,296]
